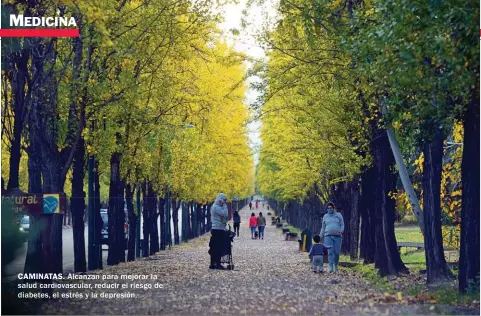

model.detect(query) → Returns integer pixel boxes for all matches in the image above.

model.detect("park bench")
[396,242,457,252]
[282,228,290,234]
[285,232,298,241]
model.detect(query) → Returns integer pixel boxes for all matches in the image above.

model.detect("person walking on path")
[320,201,344,273]
[249,202,252,210]
[256,212,266,239]
[308,234,332,273]
[233,210,241,237]
[209,193,229,270]
[255,201,259,209]
[248,213,258,239]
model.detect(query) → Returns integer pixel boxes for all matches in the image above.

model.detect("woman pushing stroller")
[209,193,230,270]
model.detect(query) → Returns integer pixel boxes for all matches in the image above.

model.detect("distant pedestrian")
[249,202,252,210]
[257,212,266,239]
[320,201,344,273]
[233,211,241,237]
[308,234,331,273]
[249,213,257,239]
[255,201,259,209]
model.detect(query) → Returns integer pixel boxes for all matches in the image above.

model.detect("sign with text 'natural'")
[1,189,65,215]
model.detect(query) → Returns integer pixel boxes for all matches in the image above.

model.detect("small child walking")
[308,234,332,273]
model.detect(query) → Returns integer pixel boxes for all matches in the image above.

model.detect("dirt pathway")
[33,204,470,315]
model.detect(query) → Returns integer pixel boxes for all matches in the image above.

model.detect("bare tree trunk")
[459,92,480,293]
[150,191,159,254]
[383,106,425,234]
[126,184,136,262]
[423,126,454,283]
[107,152,125,265]
[159,196,166,250]
[172,199,180,244]
[349,176,360,260]
[71,131,86,272]
[141,182,150,257]
[373,129,409,277]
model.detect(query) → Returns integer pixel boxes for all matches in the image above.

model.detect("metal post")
[136,186,141,258]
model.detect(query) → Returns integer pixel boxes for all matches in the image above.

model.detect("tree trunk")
[459,92,480,293]
[172,199,180,245]
[24,149,43,274]
[150,191,159,254]
[206,203,212,232]
[141,182,150,257]
[189,202,195,238]
[423,126,454,283]
[360,167,376,264]
[7,49,29,190]
[159,196,166,250]
[181,202,187,242]
[349,176,360,260]
[107,152,126,265]
[126,184,136,262]
[94,160,103,269]
[197,203,202,235]
[71,133,86,272]
[373,130,409,277]
[384,107,425,234]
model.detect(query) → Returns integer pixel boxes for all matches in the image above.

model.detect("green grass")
[395,226,424,243]
[434,286,480,306]
[400,250,426,272]
[350,262,395,293]
[405,282,480,307]
[286,225,301,234]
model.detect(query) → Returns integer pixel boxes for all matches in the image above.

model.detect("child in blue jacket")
[308,234,331,273]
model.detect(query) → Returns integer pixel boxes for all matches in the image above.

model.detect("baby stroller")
[220,225,236,270]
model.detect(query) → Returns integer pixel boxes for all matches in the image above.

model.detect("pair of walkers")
[309,201,344,273]
[249,212,266,239]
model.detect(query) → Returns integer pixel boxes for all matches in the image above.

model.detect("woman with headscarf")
[320,201,344,273]
[209,193,229,270]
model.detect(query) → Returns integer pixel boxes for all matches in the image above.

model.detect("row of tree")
[256,0,478,293]
[1,0,255,274]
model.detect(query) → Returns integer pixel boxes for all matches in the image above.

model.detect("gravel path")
[32,205,473,315]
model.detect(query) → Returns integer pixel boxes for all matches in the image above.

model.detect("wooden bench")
[397,242,456,252]
[397,242,424,251]
[282,228,290,234]
[285,232,298,241]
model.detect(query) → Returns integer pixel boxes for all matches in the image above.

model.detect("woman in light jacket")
[320,201,344,273]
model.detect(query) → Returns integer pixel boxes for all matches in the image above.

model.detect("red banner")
[0,28,79,37]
